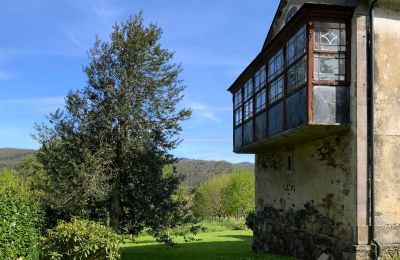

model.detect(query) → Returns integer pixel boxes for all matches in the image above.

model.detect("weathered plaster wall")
[254,133,358,258]
[373,2,400,246]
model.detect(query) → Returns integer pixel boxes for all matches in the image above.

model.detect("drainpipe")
[367,0,381,259]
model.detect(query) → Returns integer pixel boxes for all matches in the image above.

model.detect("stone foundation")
[253,205,400,260]
[253,206,355,259]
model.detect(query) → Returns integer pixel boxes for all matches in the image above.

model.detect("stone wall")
[254,133,357,258]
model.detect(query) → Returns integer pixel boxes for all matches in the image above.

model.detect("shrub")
[245,211,255,231]
[40,218,123,260]
[0,169,43,260]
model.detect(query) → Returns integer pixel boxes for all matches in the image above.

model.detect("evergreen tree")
[34,13,191,237]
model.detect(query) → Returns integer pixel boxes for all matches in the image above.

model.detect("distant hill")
[0,148,36,169]
[176,159,254,188]
[0,148,253,188]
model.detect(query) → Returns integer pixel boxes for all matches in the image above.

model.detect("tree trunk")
[110,173,121,233]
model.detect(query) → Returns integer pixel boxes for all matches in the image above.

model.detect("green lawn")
[122,230,293,260]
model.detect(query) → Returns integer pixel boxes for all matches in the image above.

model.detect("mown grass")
[121,219,293,260]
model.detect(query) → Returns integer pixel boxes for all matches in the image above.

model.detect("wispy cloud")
[185,99,230,123]
[0,97,65,115]
[0,47,84,59]
[66,31,85,50]
[88,0,120,17]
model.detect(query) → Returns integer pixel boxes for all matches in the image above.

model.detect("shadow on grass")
[122,234,293,260]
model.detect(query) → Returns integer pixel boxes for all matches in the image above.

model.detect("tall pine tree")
[34,13,191,236]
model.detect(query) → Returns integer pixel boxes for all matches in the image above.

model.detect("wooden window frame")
[230,4,354,151]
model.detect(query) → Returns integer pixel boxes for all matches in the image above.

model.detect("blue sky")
[0,0,280,163]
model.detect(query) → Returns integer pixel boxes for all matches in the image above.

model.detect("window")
[244,79,253,100]
[244,99,253,121]
[234,90,242,109]
[287,56,307,92]
[313,21,347,81]
[255,88,266,112]
[255,65,266,91]
[269,76,284,104]
[314,22,346,51]
[268,49,283,81]
[235,107,242,126]
[314,53,345,81]
[286,25,306,65]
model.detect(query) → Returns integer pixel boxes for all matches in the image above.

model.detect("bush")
[0,169,43,260]
[245,211,255,231]
[40,218,123,260]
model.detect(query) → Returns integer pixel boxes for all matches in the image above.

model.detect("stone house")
[228,0,400,259]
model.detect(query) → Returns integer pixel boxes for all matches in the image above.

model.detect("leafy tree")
[193,173,230,218]
[34,13,191,238]
[222,168,255,219]
[193,167,255,220]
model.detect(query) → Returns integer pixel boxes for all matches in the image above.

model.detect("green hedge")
[40,218,123,260]
[0,170,43,260]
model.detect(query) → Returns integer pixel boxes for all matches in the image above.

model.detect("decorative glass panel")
[269,76,283,104]
[314,53,346,81]
[287,56,307,92]
[235,107,242,126]
[234,90,242,109]
[243,79,253,100]
[268,49,283,81]
[286,25,306,65]
[244,99,253,120]
[255,65,266,91]
[314,22,346,51]
[255,88,266,112]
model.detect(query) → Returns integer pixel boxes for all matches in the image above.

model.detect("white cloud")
[184,99,230,123]
[88,0,120,17]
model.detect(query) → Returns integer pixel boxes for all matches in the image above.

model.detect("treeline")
[176,159,253,188]
[0,148,35,169]
[0,149,254,189]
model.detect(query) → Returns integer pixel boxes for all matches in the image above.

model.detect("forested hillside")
[177,159,254,188]
[0,148,253,188]
[0,148,35,169]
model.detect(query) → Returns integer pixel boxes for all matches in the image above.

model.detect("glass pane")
[256,89,266,112]
[269,76,283,104]
[244,100,253,120]
[314,53,346,81]
[314,21,346,51]
[255,65,266,91]
[244,79,253,100]
[287,25,306,65]
[235,108,242,126]
[277,79,283,99]
[287,57,307,92]
[234,90,242,109]
[268,49,283,81]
